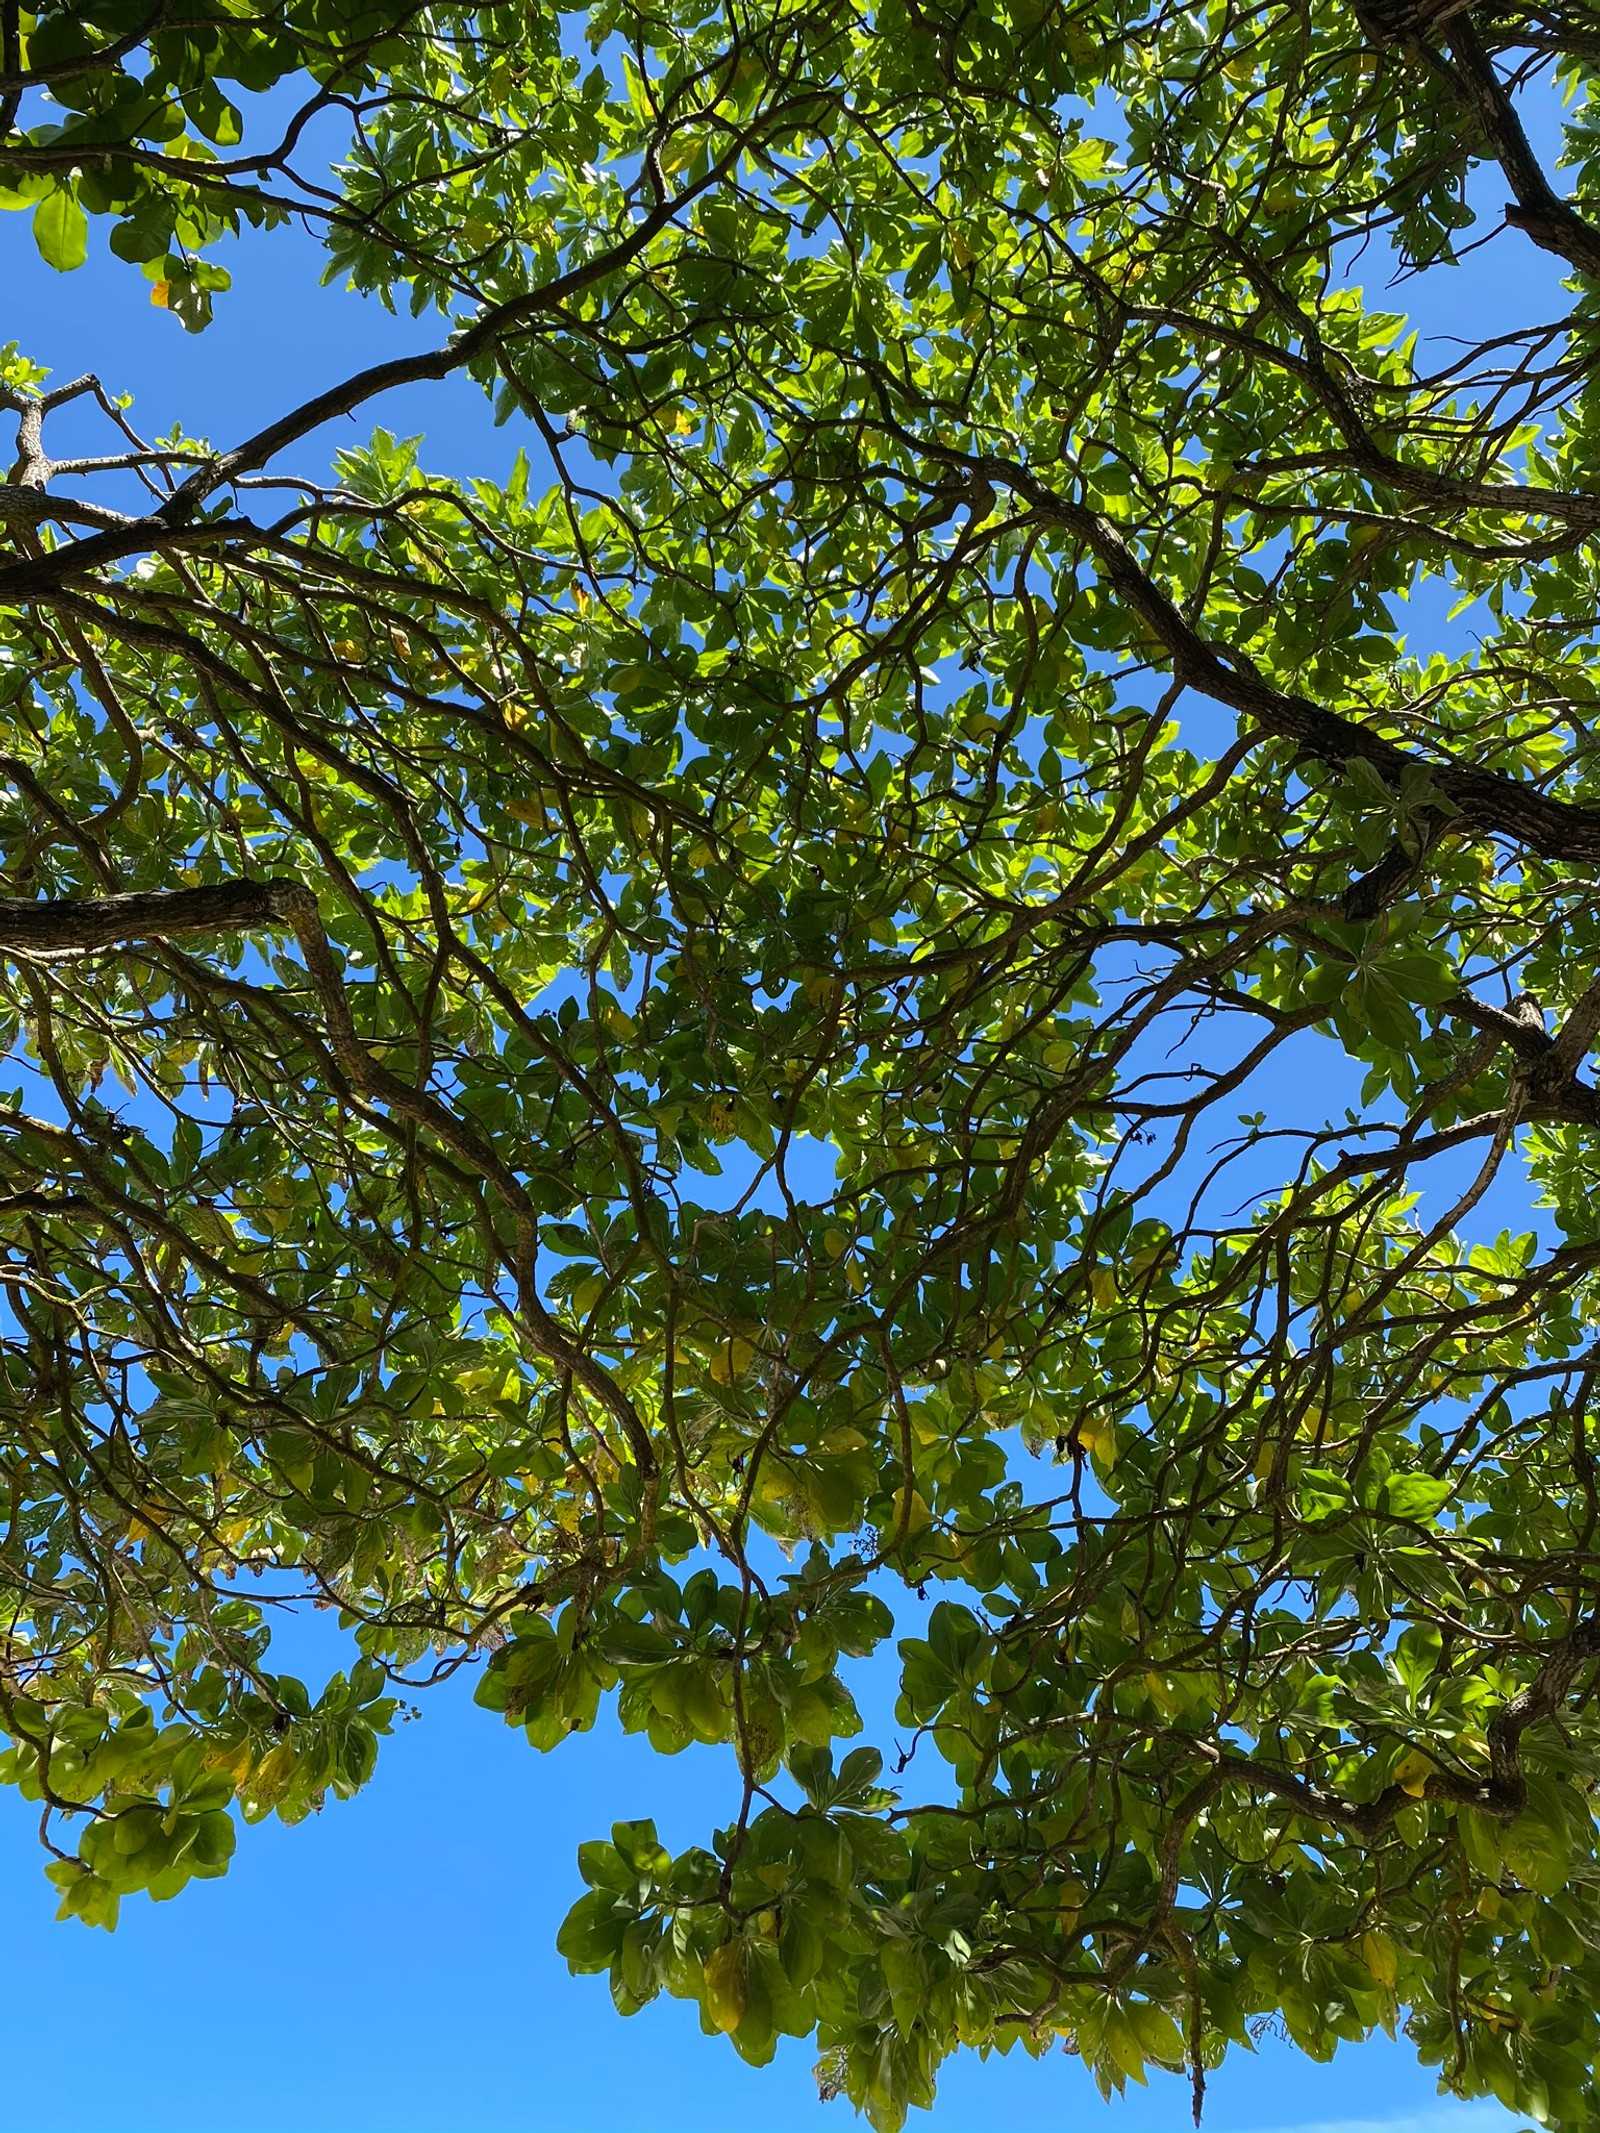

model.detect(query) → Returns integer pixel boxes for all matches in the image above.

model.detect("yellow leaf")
[571,1274,607,1314]
[898,1488,934,1538]
[1361,1929,1399,1988]
[204,1739,255,1786]
[247,1742,297,1809]
[1393,1748,1433,1798]
[150,280,170,308]
[707,1335,754,1384]
[703,1939,747,2033]
[1143,1670,1179,1715]
[1078,1415,1117,1472]
[1088,1265,1117,1309]
[458,1365,509,1398]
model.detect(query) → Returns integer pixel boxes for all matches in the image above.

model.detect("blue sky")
[0,132,1550,2133]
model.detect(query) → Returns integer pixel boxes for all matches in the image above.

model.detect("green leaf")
[33,187,88,271]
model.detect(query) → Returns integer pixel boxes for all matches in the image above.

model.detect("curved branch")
[1445,15,1600,278]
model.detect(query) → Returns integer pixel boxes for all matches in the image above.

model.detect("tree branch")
[0,879,289,958]
[1446,14,1600,278]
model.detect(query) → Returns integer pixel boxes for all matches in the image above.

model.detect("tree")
[2,0,1600,2119]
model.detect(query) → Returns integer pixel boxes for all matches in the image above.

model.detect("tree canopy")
[3,0,1600,2121]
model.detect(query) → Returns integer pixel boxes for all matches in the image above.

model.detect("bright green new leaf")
[32,187,87,271]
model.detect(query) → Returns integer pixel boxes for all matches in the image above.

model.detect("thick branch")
[0,879,287,958]
[974,448,1600,861]
[1446,15,1600,277]
[1446,990,1600,1124]
[852,404,1600,862]
[1485,1608,1600,1806]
